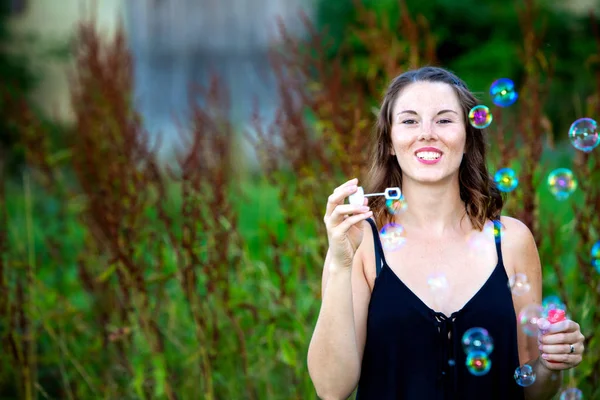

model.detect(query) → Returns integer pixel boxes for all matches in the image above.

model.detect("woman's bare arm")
[307,235,372,399]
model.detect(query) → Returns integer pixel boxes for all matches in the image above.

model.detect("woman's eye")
[438,119,452,124]
[402,119,417,124]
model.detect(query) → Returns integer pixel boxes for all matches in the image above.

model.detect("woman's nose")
[418,123,436,140]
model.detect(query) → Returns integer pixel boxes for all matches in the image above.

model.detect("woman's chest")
[383,238,501,316]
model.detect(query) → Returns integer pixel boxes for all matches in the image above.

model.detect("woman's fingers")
[329,211,373,240]
[333,178,358,193]
[539,343,584,356]
[539,331,583,346]
[324,179,359,219]
[540,352,582,365]
[328,204,370,223]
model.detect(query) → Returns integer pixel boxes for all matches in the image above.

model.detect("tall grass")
[1,0,599,398]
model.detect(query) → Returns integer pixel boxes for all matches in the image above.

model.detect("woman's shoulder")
[498,216,535,243]
[497,215,540,274]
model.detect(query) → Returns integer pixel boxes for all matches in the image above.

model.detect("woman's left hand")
[537,318,585,370]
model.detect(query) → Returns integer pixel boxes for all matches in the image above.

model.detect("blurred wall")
[126,0,313,160]
[7,0,126,121]
[8,0,313,161]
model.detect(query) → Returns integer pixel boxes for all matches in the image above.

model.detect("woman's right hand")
[323,178,373,269]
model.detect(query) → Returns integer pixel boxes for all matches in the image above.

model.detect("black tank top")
[356,219,525,400]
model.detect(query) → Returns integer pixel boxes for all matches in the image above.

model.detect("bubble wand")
[349,187,401,205]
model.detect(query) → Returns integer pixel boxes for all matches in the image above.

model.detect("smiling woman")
[307,66,585,400]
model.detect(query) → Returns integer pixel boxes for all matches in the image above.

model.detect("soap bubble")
[518,303,544,336]
[568,118,599,152]
[559,388,583,400]
[427,272,450,308]
[490,78,518,107]
[468,105,493,129]
[380,223,406,252]
[547,168,577,201]
[462,327,494,355]
[466,351,491,376]
[427,273,448,293]
[514,364,536,387]
[508,273,531,296]
[386,197,408,215]
[592,240,600,274]
[494,168,519,192]
[542,295,567,318]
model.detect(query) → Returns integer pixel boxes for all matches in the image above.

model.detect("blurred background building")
[8,0,313,159]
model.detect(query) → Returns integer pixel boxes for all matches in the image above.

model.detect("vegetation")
[1,0,599,398]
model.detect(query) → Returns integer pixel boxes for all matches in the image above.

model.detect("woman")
[306,66,585,400]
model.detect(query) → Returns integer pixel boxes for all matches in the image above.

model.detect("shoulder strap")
[492,219,504,266]
[365,218,385,277]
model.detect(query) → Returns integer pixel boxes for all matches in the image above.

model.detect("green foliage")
[2,1,600,399]
[316,0,599,136]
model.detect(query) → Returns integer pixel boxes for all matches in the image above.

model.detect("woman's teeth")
[416,152,441,160]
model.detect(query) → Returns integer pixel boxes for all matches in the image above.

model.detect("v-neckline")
[380,260,501,319]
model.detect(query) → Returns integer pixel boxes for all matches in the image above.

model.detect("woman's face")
[390,81,467,186]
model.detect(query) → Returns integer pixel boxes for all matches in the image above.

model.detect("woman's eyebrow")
[396,109,458,115]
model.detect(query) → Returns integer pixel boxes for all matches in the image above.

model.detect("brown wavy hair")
[365,66,503,230]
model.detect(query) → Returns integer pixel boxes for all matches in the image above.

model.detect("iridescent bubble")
[466,220,498,255]
[466,351,491,376]
[468,105,493,129]
[490,78,518,107]
[427,272,450,309]
[514,364,536,387]
[569,118,599,152]
[494,168,519,192]
[559,388,583,400]
[508,273,531,296]
[386,197,408,215]
[542,295,566,318]
[592,240,600,274]
[380,223,406,252]
[518,304,544,337]
[547,168,577,201]
[462,327,494,355]
[427,273,448,292]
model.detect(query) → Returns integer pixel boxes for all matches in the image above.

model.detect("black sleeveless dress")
[355,219,525,400]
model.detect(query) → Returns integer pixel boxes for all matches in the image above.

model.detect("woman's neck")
[397,178,469,236]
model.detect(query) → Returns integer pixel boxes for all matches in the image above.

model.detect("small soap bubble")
[547,168,577,201]
[448,359,456,367]
[542,295,566,318]
[508,273,531,296]
[462,327,494,355]
[427,273,448,292]
[386,197,408,215]
[514,364,536,387]
[490,78,518,107]
[494,168,519,192]
[559,388,583,400]
[380,223,407,252]
[468,105,493,129]
[569,118,599,152]
[427,272,450,308]
[591,240,600,274]
[518,304,544,337]
[466,220,498,255]
[466,351,491,376]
